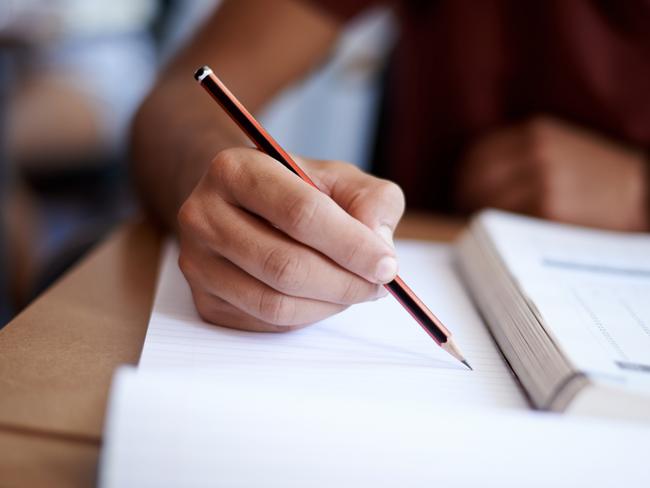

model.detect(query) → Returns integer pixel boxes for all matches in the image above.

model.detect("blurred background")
[0,0,396,327]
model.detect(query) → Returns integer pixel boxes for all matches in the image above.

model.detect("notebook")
[100,210,650,485]
[137,211,650,420]
[99,366,650,488]
[138,240,526,410]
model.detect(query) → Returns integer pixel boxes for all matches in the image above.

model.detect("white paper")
[138,240,526,410]
[100,237,650,487]
[99,366,650,488]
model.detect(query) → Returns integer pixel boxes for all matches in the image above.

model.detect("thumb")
[297,158,405,247]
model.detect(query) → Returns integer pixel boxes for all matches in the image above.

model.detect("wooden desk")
[0,214,463,486]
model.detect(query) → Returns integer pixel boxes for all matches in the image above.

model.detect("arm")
[131,0,341,228]
[131,0,405,332]
[455,116,649,232]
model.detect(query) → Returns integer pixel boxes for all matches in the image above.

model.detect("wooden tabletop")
[0,213,463,487]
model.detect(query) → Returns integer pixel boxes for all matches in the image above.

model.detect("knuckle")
[257,289,296,325]
[339,276,364,304]
[209,149,244,188]
[177,252,192,277]
[177,199,200,233]
[331,160,357,174]
[193,293,219,325]
[177,199,224,249]
[341,236,364,270]
[195,303,214,324]
[262,247,307,293]
[285,194,321,235]
[378,180,406,212]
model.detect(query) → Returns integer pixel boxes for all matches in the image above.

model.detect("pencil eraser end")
[194,66,212,82]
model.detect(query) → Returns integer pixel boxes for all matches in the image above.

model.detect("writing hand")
[177,148,405,331]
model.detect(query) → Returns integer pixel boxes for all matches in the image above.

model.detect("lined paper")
[139,240,526,409]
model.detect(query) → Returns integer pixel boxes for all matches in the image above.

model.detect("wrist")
[174,132,222,207]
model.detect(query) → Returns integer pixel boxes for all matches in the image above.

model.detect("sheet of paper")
[100,366,650,488]
[139,240,526,410]
[482,211,650,393]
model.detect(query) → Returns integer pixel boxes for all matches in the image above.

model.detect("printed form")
[484,212,650,393]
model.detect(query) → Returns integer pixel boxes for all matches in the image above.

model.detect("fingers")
[207,148,398,284]
[179,147,403,333]
[188,287,307,333]
[179,199,386,305]
[459,157,519,203]
[303,158,405,246]
[481,179,537,213]
[463,160,535,211]
[180,248,349,329]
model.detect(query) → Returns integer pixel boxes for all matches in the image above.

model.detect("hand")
[177,147,405,332]
[455,116,648,231]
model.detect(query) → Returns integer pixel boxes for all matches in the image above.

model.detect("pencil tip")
[440,339,472,370]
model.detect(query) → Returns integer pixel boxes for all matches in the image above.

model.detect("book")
[457,210,650,419]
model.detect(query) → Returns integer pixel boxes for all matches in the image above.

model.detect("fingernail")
[376,224,394,248]
[375,256,398,283]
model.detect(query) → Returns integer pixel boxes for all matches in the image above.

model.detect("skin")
[456,116,648,232]
[8,72,103,167]
[133,0,403,331]
[132,0,648,333]
[177,150,403,331]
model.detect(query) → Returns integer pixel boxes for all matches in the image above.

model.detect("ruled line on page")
[138,240,527,410]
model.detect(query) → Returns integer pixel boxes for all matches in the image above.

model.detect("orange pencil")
[194,65,471,370]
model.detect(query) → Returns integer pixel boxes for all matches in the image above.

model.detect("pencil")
[193,65,471,370]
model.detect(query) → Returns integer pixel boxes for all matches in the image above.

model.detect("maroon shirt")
[310,0,650,211]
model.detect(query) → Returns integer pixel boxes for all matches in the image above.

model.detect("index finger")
[209,148,398,284]
[303,159,405,246]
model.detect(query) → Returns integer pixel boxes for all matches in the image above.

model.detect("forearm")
[131,74,246,229]
[129,0,340,230]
